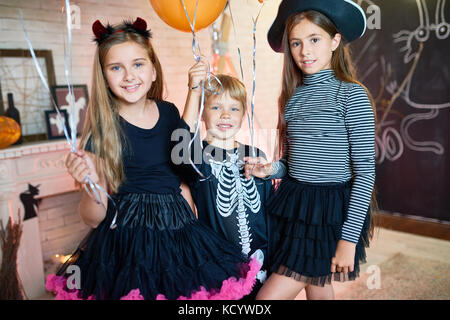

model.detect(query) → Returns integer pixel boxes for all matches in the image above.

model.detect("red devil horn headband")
[92,17,151,45]
[132,17,147,31]
[92,20,108,40]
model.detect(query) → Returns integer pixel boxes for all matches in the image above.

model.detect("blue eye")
[232,107,240,112]
[111,65,120,71]
[211,106,220,110]
[135,62,143,68]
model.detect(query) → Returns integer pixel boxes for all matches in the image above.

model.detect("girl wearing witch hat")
[244,0,377,299]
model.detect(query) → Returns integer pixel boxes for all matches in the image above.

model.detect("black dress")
[45,100,260,300]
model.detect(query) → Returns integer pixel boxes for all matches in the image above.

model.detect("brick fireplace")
[0,139,87,299]
[39,191,90,275]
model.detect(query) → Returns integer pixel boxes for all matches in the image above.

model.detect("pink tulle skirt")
[46,258,260,300]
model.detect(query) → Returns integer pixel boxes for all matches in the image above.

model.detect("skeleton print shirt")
[174,130,273,284]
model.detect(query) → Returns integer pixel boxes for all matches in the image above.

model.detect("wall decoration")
[0,79,4,115]
[0,116,21,149]
[52,85,89,135]
[19,183,41,221]
[5,93,22,145]
[0,49,56,142]
[44,109,69,140]
[351,0,450,221]
[0,211,27,299]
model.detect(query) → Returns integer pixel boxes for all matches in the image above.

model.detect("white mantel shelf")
[0,138,81,299]
[0,139,73,160]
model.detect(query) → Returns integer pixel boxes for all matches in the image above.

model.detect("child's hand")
[188,61,207,93]
[331,240,356,274]
[243,157,272,180]
[65,150,99,185]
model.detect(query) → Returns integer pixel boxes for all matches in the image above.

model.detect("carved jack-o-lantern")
[0,116,21,149]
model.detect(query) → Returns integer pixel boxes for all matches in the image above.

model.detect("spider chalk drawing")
[355,0,449,163]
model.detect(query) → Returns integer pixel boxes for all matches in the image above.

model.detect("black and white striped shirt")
[270,69,375,244]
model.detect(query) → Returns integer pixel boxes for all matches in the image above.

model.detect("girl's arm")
[332,84,376,274]
[183,61,207,132]
[244,135,289,180]
[66,150,107,228]
[243,157,272,180]
[180,181,197,218]
[341,84,376,244]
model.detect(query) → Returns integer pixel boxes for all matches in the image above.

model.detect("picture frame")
[44,109,69,140]
[0,49,56,142]
[51,84,89,136]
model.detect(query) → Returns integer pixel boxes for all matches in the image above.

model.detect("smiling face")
[203,91,245,149]
[289,17,341,75]
[103,41,156,107]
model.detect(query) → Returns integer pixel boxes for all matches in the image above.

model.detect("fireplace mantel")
[0,139,79,299]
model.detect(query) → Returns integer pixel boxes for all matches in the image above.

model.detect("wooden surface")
[373,211,450,241]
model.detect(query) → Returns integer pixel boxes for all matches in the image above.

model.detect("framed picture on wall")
[44,109,69,140]
[51,85,89,136]
[1,49,57,142]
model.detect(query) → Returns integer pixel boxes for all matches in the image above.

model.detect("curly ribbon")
[62,1,77,153]
[180,0,225,180]
[248,4,264,158]
[19,1,119,229]
[227,0,264,157]
[180,0,202,62]
[18,12,71,145]
[226,0,245,81]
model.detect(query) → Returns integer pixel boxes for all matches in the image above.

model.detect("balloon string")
[180,0,225,180]
[63,0,77,153]
[188,81,206,179]
[18,11,72,147]
[226,0,245,81]
[62,0,118,228]
[19,6,118,229]
[227,1,264,157]
[180,0,202,62]
[248,4,264,157]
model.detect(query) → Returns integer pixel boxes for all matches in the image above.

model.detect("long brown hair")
[276,10,378,237]
[80,21,164,193]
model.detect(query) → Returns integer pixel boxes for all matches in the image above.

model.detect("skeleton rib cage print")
[209,151,261,256]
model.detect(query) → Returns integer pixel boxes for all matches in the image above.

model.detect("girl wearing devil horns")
[45,17,260,300]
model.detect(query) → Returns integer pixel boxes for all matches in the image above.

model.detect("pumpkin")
[0,116,21,149]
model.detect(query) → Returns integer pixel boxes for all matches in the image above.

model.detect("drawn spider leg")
[434,0,450,39]
[401,109,444,155]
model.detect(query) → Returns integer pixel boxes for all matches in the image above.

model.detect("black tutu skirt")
[45,192,260,300]
[266,176,371,287]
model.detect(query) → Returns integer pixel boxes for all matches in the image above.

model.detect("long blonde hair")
[80,22,164,193]
[277,11,378,237]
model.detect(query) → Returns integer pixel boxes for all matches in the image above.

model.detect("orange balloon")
[150,0,227,32]
[0,116,21,149]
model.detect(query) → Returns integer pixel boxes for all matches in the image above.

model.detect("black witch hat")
[268,0,367,52]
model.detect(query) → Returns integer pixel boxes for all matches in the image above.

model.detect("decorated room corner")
[0,0,448,302]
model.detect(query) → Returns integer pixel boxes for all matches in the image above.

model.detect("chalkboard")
[350,0,450,222]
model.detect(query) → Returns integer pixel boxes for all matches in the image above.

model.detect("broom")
[0,210,27,299]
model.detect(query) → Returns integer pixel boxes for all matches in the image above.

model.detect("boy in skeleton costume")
[177,67,273,299]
